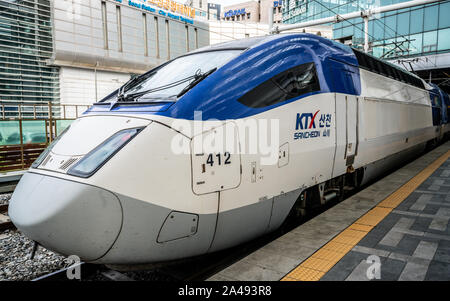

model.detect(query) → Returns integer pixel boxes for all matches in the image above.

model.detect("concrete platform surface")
[0,170,25,183]
[208,142,450,281]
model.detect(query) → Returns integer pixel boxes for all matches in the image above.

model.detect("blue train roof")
[88,33,361,120]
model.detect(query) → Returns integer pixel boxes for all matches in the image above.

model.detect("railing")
[0,102,90,172]
[0,102,90,121]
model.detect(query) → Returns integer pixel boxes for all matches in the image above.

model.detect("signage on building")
[122,0,195,24]
[224,8,246,18]
[282,0,307,21]
[274,1,283,8]
[208,3,221,21]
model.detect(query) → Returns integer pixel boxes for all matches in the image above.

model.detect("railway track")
[0,179,18,231]
[0,204,14,231]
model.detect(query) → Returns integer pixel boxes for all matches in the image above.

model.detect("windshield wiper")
[176,68,217,98]
[115,68,217,103]
[120,75,197,102]
[116,71,157,102]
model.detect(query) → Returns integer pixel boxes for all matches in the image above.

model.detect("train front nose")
[8,172,123,261]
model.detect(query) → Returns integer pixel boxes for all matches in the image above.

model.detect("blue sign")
[224,8,246,18]
[294,111,332,140]
[296,111,319,130]
[127,0,193,24]
[274,1,283,8]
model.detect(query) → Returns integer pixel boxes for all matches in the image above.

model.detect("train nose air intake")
[8,173,123,261]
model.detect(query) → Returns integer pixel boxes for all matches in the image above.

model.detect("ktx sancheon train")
[9,34,450,267]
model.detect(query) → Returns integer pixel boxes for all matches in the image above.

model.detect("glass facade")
[282,0,450,59]
[0,0,59,105]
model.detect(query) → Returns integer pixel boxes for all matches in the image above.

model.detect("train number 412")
[207,152,231,167]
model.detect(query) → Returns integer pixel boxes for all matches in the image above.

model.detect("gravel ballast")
[0,229,66,281]
[0,193,12,205]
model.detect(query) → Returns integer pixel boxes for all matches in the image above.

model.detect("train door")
[345,95,358,166]
[332,94,359,177]
[190,122,243,252]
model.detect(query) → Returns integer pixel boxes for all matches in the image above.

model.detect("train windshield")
[121,50,242,101]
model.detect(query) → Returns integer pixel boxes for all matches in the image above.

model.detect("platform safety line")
[281,150,450,282]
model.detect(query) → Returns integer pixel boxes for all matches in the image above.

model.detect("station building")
[0,0,210,107]
[184,0,221,21]
[209,20,331,45]
[281,0,450,92]
[207,2,221,21]
[214,0,330,47]
[222,0,284,24]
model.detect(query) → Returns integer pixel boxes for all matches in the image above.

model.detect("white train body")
[9,34,450,265]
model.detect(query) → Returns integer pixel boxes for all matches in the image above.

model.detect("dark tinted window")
[435,96,441,106]
[352,49,425,90]
[238,63,320,108]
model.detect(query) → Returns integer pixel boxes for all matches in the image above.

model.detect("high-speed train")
[9,33,450,267]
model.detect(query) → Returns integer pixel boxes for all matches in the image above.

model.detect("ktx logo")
[296,110,320,130]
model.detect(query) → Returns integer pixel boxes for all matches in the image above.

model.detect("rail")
[0,102,90,121]
[0,204,14,230]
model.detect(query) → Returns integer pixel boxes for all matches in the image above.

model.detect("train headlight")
[67,127,143,178]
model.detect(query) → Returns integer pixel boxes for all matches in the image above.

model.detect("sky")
[212,0,256,6]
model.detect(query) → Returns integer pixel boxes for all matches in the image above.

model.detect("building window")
[155,16,160,58]
[143,14,148,56]
[101,1,108,50]
[423,31,438,53]
[438,28,450,51]
[0,0,59,107]
[116,6,122,52]
[185,25,189,52]
[194,28,198,49]
[165,20,170,60]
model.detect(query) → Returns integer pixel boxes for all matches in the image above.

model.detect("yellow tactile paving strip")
[281,150,450,281]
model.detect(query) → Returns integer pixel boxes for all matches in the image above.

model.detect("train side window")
[273,63,320,98]
[435,96,441,106]
[352,48,425,90]
[376,60,385,75]
[238,62,320,108]
[238,79,287,109]
[367,56,377,72]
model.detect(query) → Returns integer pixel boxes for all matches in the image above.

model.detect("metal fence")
[0,103,89,172]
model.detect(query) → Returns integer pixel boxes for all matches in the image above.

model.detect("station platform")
[208,141,450,281]
[0,170,24,193]
[0,170,25,183]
